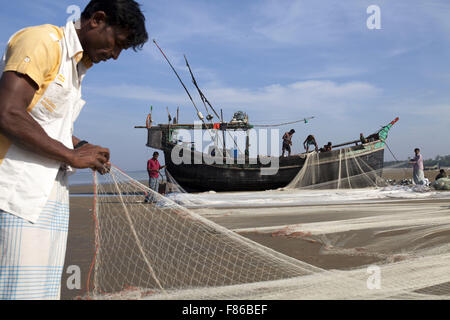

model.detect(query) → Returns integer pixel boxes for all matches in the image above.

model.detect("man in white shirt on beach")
[409,148,425,185]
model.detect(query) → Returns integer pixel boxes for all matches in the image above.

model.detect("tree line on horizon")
[385,154,450,169]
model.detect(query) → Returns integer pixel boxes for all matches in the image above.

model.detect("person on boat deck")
[360,133,368,144]
[367,132,380,142]
[303,135,318,153]
[435,169,447,181]
[145,151,166,203]
[0,0,148,300]
[409,148,425,185]
[282,129,295,157]
[320,142,332,152]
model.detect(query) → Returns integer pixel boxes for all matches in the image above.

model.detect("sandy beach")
[61,168,450,299]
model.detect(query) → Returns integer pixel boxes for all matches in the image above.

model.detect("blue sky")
[1,0,450,170]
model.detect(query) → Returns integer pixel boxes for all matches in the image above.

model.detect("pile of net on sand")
[433,178,450,191]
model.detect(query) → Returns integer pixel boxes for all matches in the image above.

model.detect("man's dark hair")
[82,0,148,51]
[414,148,420,153]
[289,129,295,134]
[153,151,159,156]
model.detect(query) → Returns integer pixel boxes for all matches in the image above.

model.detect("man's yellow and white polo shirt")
[0,21,92,223]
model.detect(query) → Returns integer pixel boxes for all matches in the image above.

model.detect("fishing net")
[164,145,389,209]
[89,166,320,298]
[165,169,188,194]
[433,178,450,191]
[285,147,387,190]
[86,165,450,300]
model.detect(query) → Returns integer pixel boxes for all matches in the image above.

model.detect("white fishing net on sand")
[89,166,320,298]
[86,166,450,300]
[433,178,450,191]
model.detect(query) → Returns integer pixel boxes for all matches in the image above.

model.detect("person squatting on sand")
[0,0,148,299]
[409,148,425,185]
[435,169,447,181]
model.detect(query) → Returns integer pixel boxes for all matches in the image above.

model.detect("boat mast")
[153,39,219,150]
[221,109,226,159]
[153,40,204,122]
[184,55,221,120]
[184,55,226,156]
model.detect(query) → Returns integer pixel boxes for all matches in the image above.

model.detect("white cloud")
[86,85,188,105]
[148,1,238,44]
[86,80,381,118]
[301,66,367,79]
[409,104,450,120]
[252,0,365,46]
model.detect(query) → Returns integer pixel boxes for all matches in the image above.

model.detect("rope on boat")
[384,141,409,179]
[253,117,315,127]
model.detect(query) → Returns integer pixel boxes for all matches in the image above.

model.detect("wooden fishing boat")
[136,118,398,192]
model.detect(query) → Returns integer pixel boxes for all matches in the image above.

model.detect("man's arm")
[409,157,418,165]
[0,71,109,173]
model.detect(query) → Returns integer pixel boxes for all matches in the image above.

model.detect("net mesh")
[90,166,321,298]
[285,147,386,190]
[87,160,450,300]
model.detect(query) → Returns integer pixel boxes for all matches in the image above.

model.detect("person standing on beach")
[144,152,166,203]
[409,148,425,185]
[0,0,148,299]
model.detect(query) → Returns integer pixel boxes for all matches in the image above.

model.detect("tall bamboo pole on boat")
[154,39,224,150]
[184,55,221,120]
[153,40,204,121]
[245,128,250,162]
[221,109,226,159]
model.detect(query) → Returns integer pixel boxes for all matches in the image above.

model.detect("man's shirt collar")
[64,20,93,69]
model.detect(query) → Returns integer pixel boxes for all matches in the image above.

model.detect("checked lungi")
[0,170,70,300]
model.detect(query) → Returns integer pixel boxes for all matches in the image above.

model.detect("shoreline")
[69,168,444,195]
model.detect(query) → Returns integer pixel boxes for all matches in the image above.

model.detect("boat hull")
[163,142,385,192]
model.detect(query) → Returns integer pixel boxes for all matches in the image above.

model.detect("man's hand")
[69,144,111,175]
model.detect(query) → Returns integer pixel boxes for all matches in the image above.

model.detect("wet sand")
[62,196,96,300]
